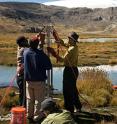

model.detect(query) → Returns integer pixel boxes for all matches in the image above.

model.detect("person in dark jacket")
[24,36,52,122]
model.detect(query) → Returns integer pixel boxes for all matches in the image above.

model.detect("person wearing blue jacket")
[23,36,52,123]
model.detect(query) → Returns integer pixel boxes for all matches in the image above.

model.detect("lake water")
[51,38,117,43]
[60,38,117,43]
[79,38,117,42]
[0,65,117,91]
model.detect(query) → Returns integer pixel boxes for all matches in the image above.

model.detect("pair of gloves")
[36,29,60,44]
[47,30,62,61]
[37,30,60,59]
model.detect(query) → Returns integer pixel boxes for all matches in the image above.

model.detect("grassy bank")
[0,33,117,66]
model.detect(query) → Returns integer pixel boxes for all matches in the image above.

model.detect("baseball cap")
[40,98,56,111]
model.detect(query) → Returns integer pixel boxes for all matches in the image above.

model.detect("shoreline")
[0,86,18,89]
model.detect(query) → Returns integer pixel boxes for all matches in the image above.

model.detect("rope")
[59,45,92,110]
[51,27,92,109]
[56,43,60,63]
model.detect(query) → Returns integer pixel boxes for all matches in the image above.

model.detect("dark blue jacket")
[24,48,52,81]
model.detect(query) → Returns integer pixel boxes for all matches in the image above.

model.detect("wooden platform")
[73,107,117,124]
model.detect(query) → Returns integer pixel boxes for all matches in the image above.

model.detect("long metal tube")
[46,25,53,97]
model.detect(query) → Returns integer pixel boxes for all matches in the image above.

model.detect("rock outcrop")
[0,2,117,33]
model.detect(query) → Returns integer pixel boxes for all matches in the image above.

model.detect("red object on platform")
[112,85,117,89]
[10,107,26,124]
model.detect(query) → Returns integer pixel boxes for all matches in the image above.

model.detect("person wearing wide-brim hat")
[68,32,79,42]
[47,31,82,113]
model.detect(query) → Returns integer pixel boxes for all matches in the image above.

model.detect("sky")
[0,0,55,3]
[44,0,117,8]
[0,0,117,8]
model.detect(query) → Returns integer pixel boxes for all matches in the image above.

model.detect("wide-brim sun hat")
[68,32,79,42]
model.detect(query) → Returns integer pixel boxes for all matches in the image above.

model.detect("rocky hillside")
[0,2,117,33]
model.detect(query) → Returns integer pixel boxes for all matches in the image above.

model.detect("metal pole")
[46,25,53,97]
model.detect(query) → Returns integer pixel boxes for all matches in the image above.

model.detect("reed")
[77,68,113,107]
[0,87,19,114]
[110,90,117,106]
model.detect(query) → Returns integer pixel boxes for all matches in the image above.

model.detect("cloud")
[43,0,117,8]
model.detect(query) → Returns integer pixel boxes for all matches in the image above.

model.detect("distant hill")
[0,2,117,34]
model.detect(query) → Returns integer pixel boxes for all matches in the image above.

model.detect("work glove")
[47,47,58,58]
[39,32,46,43]
[53,29,60,43]
[36,32,46,44]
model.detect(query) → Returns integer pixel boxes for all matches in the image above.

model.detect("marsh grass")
[108,59,117,65]
[0,33,36,66]
[77,68,113,107]
[110,90,117,106]
[78,41,117,66]
[1,33,117,66]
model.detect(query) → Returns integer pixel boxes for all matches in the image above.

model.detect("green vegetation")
[110,90,117,106]
[0,87,19,115]
[0,33,35,66]
[78,41,117,66]
[77,68,115,107]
